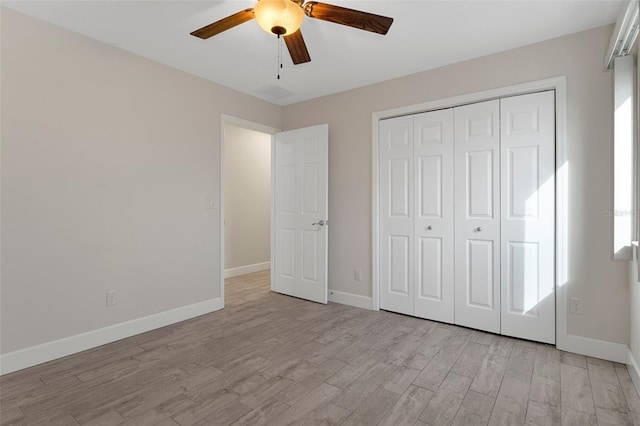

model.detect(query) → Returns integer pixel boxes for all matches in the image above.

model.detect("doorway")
[220,116,330,306]
[220,116,279,305]
[223,124,272,278]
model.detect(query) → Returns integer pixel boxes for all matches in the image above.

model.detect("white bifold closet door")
[500,91,555,344]
[379,91,555,344]
[379,115,415,316]
[414,110,454,322]
[454,100,502,334]
[379,110,454,321]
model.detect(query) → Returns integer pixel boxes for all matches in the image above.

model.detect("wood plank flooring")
[2,270,639,425]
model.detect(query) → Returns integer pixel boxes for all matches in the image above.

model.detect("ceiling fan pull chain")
[276,34,283,80]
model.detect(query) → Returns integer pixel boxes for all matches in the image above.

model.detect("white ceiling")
[4,1,624,105]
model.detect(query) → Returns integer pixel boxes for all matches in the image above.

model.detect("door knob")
[475,227,482,232]
[312,220,326,226]
[425,226,433,231]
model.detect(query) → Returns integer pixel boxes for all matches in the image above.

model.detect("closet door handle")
[475,227,482,232]
[425,226,433,231]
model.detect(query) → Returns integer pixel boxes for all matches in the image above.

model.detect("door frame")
[220,115,280,306]
[371,76,569,349]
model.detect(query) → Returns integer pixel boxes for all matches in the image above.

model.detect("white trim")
[372,115,380,312]
[271,133,276,293]
[554,334,628,364]
[554,78,569,351]
[224,261,271,278]
[627,347,640,397]
[372,77,571,347]
[328,290,373,310]
[0,298,222,375]
[220,115,280,304]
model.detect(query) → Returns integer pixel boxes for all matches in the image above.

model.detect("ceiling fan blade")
[303,2,393,35]
[284,29,311,65]
[191,8,255,39]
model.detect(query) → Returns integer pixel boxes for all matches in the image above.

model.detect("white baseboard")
[557,333,629,363]
[0,297,223,375]
[224,261,270,278]
[328,290,373,310]
[627,348,640,397]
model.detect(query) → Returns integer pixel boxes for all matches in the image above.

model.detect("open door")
[272,124,328,304]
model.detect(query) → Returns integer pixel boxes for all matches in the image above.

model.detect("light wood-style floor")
[2,270,640,425]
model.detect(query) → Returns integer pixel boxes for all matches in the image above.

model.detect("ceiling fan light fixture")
[254,0,304,36]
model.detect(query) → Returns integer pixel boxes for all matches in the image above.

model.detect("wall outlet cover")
[354,269,362,281]
[106,290,117,307]
[569,297,583,315]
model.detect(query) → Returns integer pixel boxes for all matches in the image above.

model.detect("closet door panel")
[379,116,414,315]
[500,91,555,344]
[418,236,442,300]
[414,109,454,322]
[454,100,501,334]
[467,150,495,218]
[419,155,442,217]
[466,239,495,309]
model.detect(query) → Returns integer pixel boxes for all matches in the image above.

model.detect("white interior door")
[454,100,501,334]
[273,124,328,304]
[500,91,555,343]
[379,115,414,315]
[414,109,455,323]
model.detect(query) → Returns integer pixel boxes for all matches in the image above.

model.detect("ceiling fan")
[190,0,394,65]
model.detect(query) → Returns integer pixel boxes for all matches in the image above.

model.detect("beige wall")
[0,8,282,354]
[224,125,271,270]
[283,25,630,345]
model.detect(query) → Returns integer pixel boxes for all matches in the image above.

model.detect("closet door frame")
[372,76,569,351]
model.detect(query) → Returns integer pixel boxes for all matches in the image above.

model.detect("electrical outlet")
[354,269,362,281]
[106,290,117,307]
[569,297,583,315]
